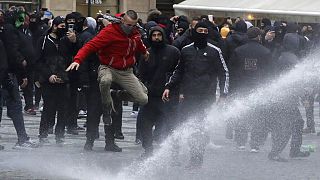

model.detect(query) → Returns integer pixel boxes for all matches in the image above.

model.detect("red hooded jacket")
[74,23,147,70]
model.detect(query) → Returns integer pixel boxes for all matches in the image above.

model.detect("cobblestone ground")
[0,102,319,180]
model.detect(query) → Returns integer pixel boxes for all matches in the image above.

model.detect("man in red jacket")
[66,10,149,152]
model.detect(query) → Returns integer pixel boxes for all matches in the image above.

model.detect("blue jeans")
[2,74,29,143]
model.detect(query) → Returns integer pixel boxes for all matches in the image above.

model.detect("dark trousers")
[39,83,69,139]
[301,93,316,130]
[21,71,34,110]
[176,96,211,163]
[2,74,29,143]
[66,84,78,129]
[141,97,166,151]
[35,86,41,106]
[111,94,123,134]
[85,82,102,140]
[136,110,142,141]
[250,105,303,156]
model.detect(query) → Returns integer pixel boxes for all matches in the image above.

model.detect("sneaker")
[78,110,87,119]
[250,148,260,153]
[56,138,65,145]
[135,139,142,145]
[130,111,138,117]
[290,151,311,158]
[39,106,43,112]
[114,132,124,140]
[237,146,246,151]
[39,138,50,145]
[105,143,122,152]
[84,140,94,151]
[24,108,36,115]
[268,154,288,162]
[76,126,85,131]
[14,139,39,149]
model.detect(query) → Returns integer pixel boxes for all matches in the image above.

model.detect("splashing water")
[1,50,320,180]
[116,49,320,180]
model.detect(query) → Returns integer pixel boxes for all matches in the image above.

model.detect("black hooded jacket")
[0,23,27,77]
[165,42,229,98]
[229,40,273,95]
[225,20,248,64]
[35,34,75,84]
[139,26,180,97]
[0,39,8,82]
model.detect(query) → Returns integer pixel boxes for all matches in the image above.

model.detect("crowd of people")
[0,6,319,168]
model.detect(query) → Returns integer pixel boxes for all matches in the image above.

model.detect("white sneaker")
[237,146,246,151]
[130,111,138,117]
[13,139,39,150]
[39,106,43,112]
[250,148,259,153]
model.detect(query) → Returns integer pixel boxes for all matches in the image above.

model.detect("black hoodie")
[139,26,180,97]
[225,20,248,65]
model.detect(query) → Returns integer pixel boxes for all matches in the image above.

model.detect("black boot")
[104,125,122,152]
[84,138,94,151]
[290,150,311,158]
[114,132,124,140]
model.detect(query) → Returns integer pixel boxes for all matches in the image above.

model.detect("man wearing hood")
[225,20,248,65]
[172,17,200,50]
[162,21,229,168]
[228,27,273,151]
[138,26,180,157]
[0,8,38,149]
[36,16,77,145]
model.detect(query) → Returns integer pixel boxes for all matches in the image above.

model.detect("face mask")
[192,28,208,49]
[120,23,134,36]
[15,13,25,28]
[56,27,67,38]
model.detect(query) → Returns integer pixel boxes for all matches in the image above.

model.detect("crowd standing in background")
[0,6,319,168]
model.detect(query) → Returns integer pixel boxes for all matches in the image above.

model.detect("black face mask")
[56,28,67,38]
[192,28,208,49]
[151,40,165,49]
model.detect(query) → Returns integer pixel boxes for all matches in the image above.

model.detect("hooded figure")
[138,25,180,157]
[225,20,248,64]
[191,21,209,49]
[176,20,189,37]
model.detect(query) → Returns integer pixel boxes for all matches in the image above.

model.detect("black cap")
[247,27,262,39]
[52,16,65,26]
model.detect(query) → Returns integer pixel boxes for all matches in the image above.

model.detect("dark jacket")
[282,33,306,57]
[229,40,273,95]
[139,27,180,97]
[0,39,8,82]
[17,28,36,67]
[1,23,26,77]
[166,42,229,98]
[35,34,75,84]
[76,28,100,86]
[225,31,248,64]
[172,28,193,50]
